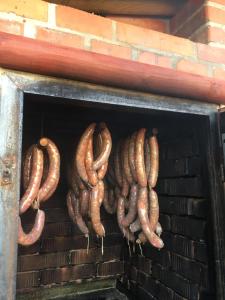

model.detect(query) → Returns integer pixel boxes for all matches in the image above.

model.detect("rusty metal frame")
[0,70,225,299]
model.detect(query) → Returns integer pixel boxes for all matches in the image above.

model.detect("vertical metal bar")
[0,75,23,300]
[205,112,225,299]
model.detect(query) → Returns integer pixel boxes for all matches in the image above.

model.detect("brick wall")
[1,1,225,82]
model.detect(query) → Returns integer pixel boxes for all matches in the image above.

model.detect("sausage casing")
[129,132,138,182]
[85,136,98,186]
[148,128,159,188]
[135,128,147,187]
[90,182,105,237]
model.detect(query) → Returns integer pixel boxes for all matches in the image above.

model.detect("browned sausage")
[122,184,138,227]
[123,138,133,185]
[67,190,89,237]
[135,128,147,187]
[98,161,108,180]
[38,138,60,202]
[95,131,109,180]
[129,132,138,182]
[93,123,112,170]
[117,195,135,242]
[85,136,98,186]
[137,187,163,249]
[98,180,105,206]
[148,128,159,188]
[90,182,105,237]
[121,175,129,198]
[149,189,159,232]
[76,123,96,183]
[114,141,123,187]
[144,138,151,179]
[22,144,35,190]
[73,167,86,190]
[19,146,44,214]
[79,189,90,217]
[18,209,45,246]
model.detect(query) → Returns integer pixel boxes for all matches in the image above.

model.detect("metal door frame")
[0,71,224,299]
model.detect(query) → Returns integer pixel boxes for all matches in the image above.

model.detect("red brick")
[138,52,156,64]
[208,26,225,44]
[56,6,113,39]
[206,5,225,25]
[157,56,173,68]
[117,23,195,57]
[36,27,84,49]
[210,0,225,4]
[0,19,23,35]
[170,0,204,34]
[107,16,168,33]
[91,40,131,59]
[176,59,208,76]
[197,43,225,64]
[213,68,225,80]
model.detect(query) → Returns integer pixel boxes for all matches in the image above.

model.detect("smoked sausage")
[90,182,105,237]
[135,128,147,187]
[148,128,159,188]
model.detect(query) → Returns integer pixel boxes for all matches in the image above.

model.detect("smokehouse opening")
[16,92,216,300]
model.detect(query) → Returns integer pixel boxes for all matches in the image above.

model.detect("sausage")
[38,138,60,202]
[129,132,138,182]
[98,180,105,206]
[18,209,45,246]
[90,182,105,237]
[123,138,133,185]
[144,138,151,179]
[114,141,123,187]
[117,195,135,242]
[122,184,138,227]
[148,128,159,188]
[79,189,90,217]
[93,123,112,170]
[149,189,159,232]
[85,136,98,186]
[135,128,147,187]
[19,146,44,214]
[76,123,96,183]
[98,161,108,180]
[95,131,109,180]
[121,175,129,198]
[137,187,163,249]
[22,144,35,190]
[73,167,86,190]
[67,190,89,237]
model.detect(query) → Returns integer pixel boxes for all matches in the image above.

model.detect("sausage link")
[117,195,135,242]
[98,161,108,180]
[149,189,159,232]
[123,138,133,185]
[121,175,129,198]
[98,180,105,206]
[129,132,138,182]
[18,209,45,246]
[137,187,163,249]
[114,142,123,187]
[93,123,112,170]
[144,138,151,179]
[122,184,138,227]
[148,128,159,188]
[67,190,89,236]
[135,128,147,187]
[73,167,86,190]
[20,146,44,214]
[38,138,60,202]
[85,136,98,186]
[95,131,109,180]
[80,189,90,217]
[90,182,105,237]
[76,123,96,183]
[22,144,35,190]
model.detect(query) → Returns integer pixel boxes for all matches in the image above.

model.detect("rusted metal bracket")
[0,155,16,186]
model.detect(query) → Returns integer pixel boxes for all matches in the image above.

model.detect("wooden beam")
[47,0,186,16]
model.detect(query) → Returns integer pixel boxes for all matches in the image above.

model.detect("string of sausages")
[18,138,60,246]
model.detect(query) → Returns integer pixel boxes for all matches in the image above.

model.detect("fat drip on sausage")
[38,138,60,202]
[18,209,45,246]
[20,146,44,214]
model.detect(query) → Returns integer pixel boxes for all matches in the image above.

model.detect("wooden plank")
[49,0,186,16]
[0,75,23,299]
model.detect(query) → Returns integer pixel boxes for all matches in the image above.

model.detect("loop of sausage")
[135,128,147,187]
[117,195,135,242]
[90,182,105,237]
[18,209,45,246]
[148,128,159,188]
[137,187,163,249]
[67,190,89,237]
[79,189,90,217]
[75,123,96,183]
[114,142,123,187]
[85,136,98,186]
[123,138,133,185]
[129,132,138,182]
[19,146,44,214]
[93,123,112,170]
[122,184,138,227]
[137,221,163,244]
[144,138,151,180]
[22,144,35,190]
[38,138,60,202]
